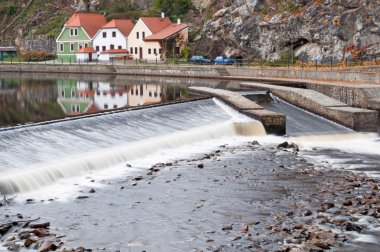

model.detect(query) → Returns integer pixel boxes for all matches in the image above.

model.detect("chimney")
[177,18,181,24]
[161,12,165,19]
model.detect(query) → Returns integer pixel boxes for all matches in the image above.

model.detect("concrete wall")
[227,68,380,84]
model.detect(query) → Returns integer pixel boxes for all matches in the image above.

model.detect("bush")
[22,51,56,61]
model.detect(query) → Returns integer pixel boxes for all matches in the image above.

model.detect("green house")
[0,47,17,60]
[56,13,107,61]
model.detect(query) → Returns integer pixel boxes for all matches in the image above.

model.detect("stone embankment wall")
[241,82,378,132]
[1,64,380,84]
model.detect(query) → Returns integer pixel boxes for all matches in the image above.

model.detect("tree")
[150,0,192,20]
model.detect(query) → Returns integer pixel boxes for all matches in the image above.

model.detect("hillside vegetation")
[0,0,379,62]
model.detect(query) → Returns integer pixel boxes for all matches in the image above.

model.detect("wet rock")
[76,196,89,200]
[342,200,353,206]
[38,241,57,252]
[19,232,30,239]
[89,189,96,193]
[25,237,39,247]
[222,224,233,231]
[313,240,330,249]
[26,199,34,203]
[277,141,289,148]
[293,224,303,230]
[343,222,363,232]
[241,224,249,233]
[304,210,312,216]
[6,243,20,251]
[165,162,173,166]
[29,222,50,229]
[0,223,13,235]
[251,140,260,146]
[197,162,204,169]
[132,176,143,181]
[34,228,47,237]
[126,164,132,167]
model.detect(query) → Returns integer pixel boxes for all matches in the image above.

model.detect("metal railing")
[1,56,380,70]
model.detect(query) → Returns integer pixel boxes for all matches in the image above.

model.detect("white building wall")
[93,28,128,54]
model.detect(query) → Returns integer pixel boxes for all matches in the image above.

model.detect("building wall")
[128,19,156,61]
[93,28,128,54]
[56,27,91,60]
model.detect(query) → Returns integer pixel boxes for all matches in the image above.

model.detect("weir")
[0,99,266,195]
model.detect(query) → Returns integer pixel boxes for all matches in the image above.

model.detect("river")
[0,73,379,251]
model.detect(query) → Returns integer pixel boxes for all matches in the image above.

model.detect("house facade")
[128,15,189,61]
[93,19,134,54]
[56,13,107,61]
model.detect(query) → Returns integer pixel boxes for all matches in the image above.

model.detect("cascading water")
[0,99,266,195]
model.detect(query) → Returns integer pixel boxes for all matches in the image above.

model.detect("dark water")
[0,74,196,128]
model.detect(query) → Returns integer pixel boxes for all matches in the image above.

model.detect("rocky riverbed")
[0,140,379,251]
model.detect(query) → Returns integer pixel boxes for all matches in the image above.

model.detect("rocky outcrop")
[194,0,380,61]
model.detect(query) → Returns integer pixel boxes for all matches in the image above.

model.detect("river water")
[0,73,379,250]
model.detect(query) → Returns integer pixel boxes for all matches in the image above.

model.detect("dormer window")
[70,28,78,37]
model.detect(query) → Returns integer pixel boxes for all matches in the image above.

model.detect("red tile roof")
[141,17,172,34]
[75,47,97,53]
[144,23,188,41]
[101,49,129,54]
[65,12,107,38]
[102,19,135,37]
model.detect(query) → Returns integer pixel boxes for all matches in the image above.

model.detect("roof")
[144,23,188,41]
[101,49,129,54]
[75,47,96,53]
[102,19,134,37]
[0,47,17,52]
[140,17,172,34]
[65,13,107,38]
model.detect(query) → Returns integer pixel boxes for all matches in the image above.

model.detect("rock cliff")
[193,0,380,61]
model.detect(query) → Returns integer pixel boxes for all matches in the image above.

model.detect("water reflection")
[0,76,192,127]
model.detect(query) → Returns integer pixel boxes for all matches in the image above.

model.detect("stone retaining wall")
[241,82,378,132]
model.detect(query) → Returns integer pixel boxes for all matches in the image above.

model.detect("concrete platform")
[189,87,286,135]
[241,82,378,132]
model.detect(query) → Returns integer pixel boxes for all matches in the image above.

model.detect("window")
[104,104,108,109]
[130,47,133,54]
[110,44,114,50]
[61,90,65,97]
[70,43,74,52]
[97,90,100,96]
[103,32,107,38]
[59,43,64,52]
[71,88,76,97]
[153,48,157,55]
[84,43,88,48]
[149,91,152,97]
[111,93,115,98]
[175,46,180,54]
[131,89,134,95]
[135,89,138,95]
[142,32,145,39]
[96,46,99,52]
[113,105,117,109]
[135,47,138,54]
[154,92,158,97]
[148,49,151,55]
[102,46,106,51]
[159,49,162,54]
[118,46,122,49]
[119,92,123,96]
[79,43,83,49]
[136,32,139,39]
[112,31,116,37]
[70,28,78,36]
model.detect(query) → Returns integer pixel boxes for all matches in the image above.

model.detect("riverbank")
[1,63,380,85]
[1,140,379,251]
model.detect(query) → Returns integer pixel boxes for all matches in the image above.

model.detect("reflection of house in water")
[94,82,128,110]
[127,84,166,106]
[56,80,188,116]
[57,80,95,115]
[57,80,128,115]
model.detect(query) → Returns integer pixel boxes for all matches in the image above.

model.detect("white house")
[128,14,189,61]
[94,82,128,110]
[75,47,97,62]
[93,19,134,60]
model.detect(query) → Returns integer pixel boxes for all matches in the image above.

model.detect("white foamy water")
[0,99,266,196]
